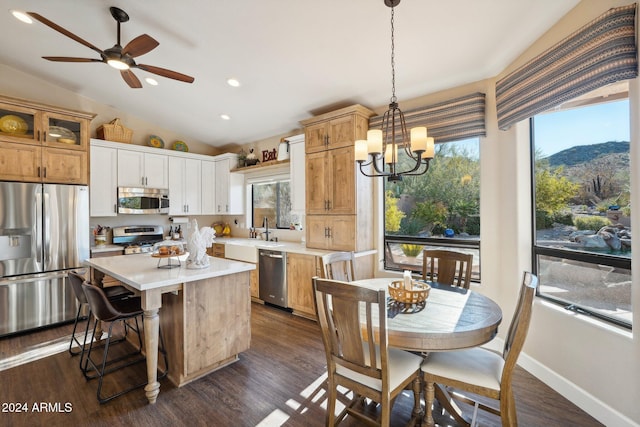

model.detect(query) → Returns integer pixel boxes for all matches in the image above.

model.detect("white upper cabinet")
[201,160,216,215]
[169,157,201,215]
[90,145,118,216]
[89,139,245,218]
[215,154,244,215]
[117,149,168,189]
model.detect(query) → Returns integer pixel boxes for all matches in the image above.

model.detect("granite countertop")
[84,253,255,291]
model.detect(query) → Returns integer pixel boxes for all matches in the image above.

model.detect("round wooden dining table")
[352,278,503,352]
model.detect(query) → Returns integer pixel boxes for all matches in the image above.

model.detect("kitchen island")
[85,253,255,404]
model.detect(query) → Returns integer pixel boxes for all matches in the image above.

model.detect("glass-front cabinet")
[0,103,38,144]
[0,96,94,184]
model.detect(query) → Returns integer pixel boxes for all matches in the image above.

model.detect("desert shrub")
[536,210,552,230]
[400,244,423,257]
[465,216,480,236]
[431,222,446,236]
[551,211,573,226]
[574,216,610,231]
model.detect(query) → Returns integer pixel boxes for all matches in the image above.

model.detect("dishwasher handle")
[260,251,284,259]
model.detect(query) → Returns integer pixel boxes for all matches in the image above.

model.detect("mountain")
[546,141,629,167]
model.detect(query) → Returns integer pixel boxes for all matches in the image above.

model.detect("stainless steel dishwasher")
[258,249,288,308]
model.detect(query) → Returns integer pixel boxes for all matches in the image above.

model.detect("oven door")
[117,187,169,214]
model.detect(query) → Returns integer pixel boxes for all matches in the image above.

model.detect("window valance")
[368,92,486,143]
[496,3,637,130]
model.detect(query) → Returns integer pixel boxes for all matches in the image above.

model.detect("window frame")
[382,137,481,281]
[529,114,632,330]
[246,173,292,230]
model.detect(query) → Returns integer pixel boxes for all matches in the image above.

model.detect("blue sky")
[534,99,630,156]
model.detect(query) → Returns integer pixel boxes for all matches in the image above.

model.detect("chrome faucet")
[262,217,272,241]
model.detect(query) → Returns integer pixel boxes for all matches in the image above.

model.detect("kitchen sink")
[258,242,284,248]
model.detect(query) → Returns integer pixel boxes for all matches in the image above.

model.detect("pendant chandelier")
[355,0,434,182]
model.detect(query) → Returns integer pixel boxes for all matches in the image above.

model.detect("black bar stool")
[81,283,168,404]
[67,271,133,368]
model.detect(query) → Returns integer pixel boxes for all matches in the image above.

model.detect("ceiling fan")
[26,6,195,88]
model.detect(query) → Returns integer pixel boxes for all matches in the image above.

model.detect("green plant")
[574,215,611,231]
[400,244,423,257]
[535,210,552,230]
[412,201,448,234]
[465,215,480,236]
[551,210,574,226]
[385,190,405,233]
[535,164,580,214]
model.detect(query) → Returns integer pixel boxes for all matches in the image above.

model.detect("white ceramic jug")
[277,139,290,161]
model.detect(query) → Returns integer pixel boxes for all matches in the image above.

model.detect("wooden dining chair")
[422,249,473,288]
[322,251,356,281]
[313,277,423,426]
[421,272,539,427]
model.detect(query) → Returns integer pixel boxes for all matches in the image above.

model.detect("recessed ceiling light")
[11,10,32,24]
[145,77,158,86]
[220,114,231,120]
[226,78,240,87]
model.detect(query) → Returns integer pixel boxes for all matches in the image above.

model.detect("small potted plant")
[237,149,247,168]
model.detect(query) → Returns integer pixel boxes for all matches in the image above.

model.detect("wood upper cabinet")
[306,146,355,215]
[301,104,375,252]
[303,106,371,154]
[0,96,94,184]
[287,253,321,319]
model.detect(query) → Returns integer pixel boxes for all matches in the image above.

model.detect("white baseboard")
[485,339,639,427]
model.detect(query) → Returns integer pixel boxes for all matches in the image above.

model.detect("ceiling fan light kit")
[25,6,194,88]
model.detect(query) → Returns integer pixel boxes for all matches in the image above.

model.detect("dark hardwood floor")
[0,303,603,427]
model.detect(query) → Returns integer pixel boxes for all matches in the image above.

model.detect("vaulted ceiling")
[0,0,580,147]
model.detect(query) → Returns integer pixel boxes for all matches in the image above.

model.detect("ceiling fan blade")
[121,69,143,88]
[43,56,103,63]
[122,34,159,58]
[27,12,104,56]
[137,64,195,83]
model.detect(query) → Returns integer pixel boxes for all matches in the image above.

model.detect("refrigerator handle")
[35,188,43,265]
[42,188,50,267]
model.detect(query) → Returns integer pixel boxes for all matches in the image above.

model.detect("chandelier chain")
[390,6,396,103]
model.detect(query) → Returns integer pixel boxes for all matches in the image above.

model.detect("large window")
[251,179,291,229]
[384,137,480,280]
[531,83,631,328]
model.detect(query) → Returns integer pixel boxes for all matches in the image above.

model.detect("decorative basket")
[97,118,133,143]
[389,280,431,304]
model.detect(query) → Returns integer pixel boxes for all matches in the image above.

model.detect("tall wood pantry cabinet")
[0,95,95,184]
[300,104,375,252]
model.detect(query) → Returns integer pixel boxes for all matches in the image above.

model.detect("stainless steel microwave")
[117,187,169,214]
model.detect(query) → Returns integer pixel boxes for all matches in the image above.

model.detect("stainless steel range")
[112,225,164,255]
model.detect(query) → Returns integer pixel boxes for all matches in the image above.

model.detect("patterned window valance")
[368,92,486,143]
[496,3,637,130]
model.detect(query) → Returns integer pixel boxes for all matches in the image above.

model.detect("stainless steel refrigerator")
[0,181,89,337]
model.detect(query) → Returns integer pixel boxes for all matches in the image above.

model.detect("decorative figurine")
[186,219,216,269]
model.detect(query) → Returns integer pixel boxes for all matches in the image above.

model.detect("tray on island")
[151,251,185,269]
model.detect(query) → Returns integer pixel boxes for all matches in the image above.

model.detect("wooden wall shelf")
[232,159,290,173]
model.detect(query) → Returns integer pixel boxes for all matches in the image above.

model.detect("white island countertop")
[84,253,256,291]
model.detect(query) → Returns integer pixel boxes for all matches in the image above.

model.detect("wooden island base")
[159,271,251,387]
